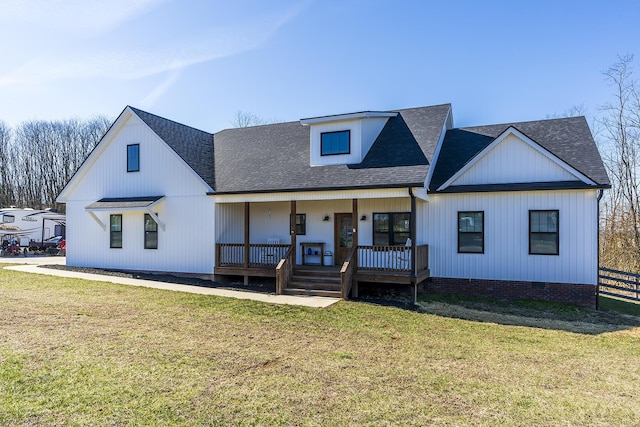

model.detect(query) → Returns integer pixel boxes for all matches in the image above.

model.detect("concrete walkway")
[1,258,340,308]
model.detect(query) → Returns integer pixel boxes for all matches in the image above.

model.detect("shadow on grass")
[415,293,640,335]
[39,265,640,335]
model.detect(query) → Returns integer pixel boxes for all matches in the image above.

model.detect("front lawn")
[1,268,639,426]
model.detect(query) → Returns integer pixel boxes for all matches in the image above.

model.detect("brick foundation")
[426,277,597,308]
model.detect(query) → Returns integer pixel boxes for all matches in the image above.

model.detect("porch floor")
[215,264,430,286]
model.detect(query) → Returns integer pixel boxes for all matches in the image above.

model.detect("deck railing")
[357,244,429,272]
[276,246,294,295]
[216,243,291,267]
[340,246,357,299]
[416,244,429,272]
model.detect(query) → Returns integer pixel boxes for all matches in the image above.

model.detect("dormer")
[300,111,398,166]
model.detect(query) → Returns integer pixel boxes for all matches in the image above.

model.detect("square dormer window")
[127,144,140,172]
[321,130,350,156]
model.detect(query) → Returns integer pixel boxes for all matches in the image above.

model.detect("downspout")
[408,187,417,304]
[596,189,604,310]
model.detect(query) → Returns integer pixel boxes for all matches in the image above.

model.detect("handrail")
[357,244,428,272]
[217,243,290,267]
[340,246,357,299]
[276,245,294,295]
[416,244,429,272]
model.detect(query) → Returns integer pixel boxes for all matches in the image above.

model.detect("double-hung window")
[529,210,559,255]
[110,214,122,248]
[295,213,306,235]
[127,144,140,172]
[144,214,158,249]
[320,130,350,156]
[373,213,411,246]
[458,211,484,253]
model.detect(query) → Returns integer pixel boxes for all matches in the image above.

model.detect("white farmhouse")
[57,104,609,307]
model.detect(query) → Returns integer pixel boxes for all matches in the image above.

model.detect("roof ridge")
[128,106,213,136]
[457,115,584,131]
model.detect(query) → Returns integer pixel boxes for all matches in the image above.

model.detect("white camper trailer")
[0,208,66,250]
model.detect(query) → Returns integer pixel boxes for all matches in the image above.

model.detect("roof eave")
[210,182,425,196]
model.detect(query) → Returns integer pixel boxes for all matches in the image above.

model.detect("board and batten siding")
[449,134,580,186]
[215,197,412,265]
[426,189,599,285]
[63,114,215,274]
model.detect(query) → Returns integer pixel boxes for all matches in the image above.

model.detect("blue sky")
[0,0,638,132]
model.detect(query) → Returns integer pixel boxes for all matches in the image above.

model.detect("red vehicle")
[57,239,66,255]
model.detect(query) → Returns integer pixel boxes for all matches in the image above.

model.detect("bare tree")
[0,121,13,207]
[598,54,640,271]
[0,116,110,211]
[546,104,589,119]
[230,110,267,128]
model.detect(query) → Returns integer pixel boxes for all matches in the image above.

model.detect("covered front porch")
[213,188,430,299]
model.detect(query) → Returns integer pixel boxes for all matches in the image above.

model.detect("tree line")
[0,116,111,211]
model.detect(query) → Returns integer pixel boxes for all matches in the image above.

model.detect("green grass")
[599,294,640,316]
[1,268,639,426]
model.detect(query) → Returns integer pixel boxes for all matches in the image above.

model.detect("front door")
[334,213,353,265]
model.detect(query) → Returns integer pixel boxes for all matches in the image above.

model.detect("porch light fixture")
[323,215,330,221]
[360,215,367,221]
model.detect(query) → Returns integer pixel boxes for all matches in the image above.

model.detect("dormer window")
[301,111,397,166]
[127,144,140,172]
[321,130,350,156]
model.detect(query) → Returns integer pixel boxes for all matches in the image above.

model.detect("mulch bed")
[40,264,276,294]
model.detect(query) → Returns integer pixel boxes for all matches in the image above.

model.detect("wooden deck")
[215,243,430,297]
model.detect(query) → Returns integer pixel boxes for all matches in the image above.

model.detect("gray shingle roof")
[129,107,215,189]
[127,105,608,196]
[212,104,451,193]
[429,116,610,192]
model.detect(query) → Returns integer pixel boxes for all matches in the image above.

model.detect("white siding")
[63,114,215,274]
[451,134,580,186]
[67,117,211,201]
[425,190,598,285]
[216,198,412,265]
[360,117,391,158]
[66,195,215,274]
[308,117,390,166]
[215,203,244,243]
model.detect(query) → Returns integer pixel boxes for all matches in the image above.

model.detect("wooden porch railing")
[357,244,429,272]
[340,246,357,299]
[416,244,429,272]
[216,243,291,267]
[276,246,294,295]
